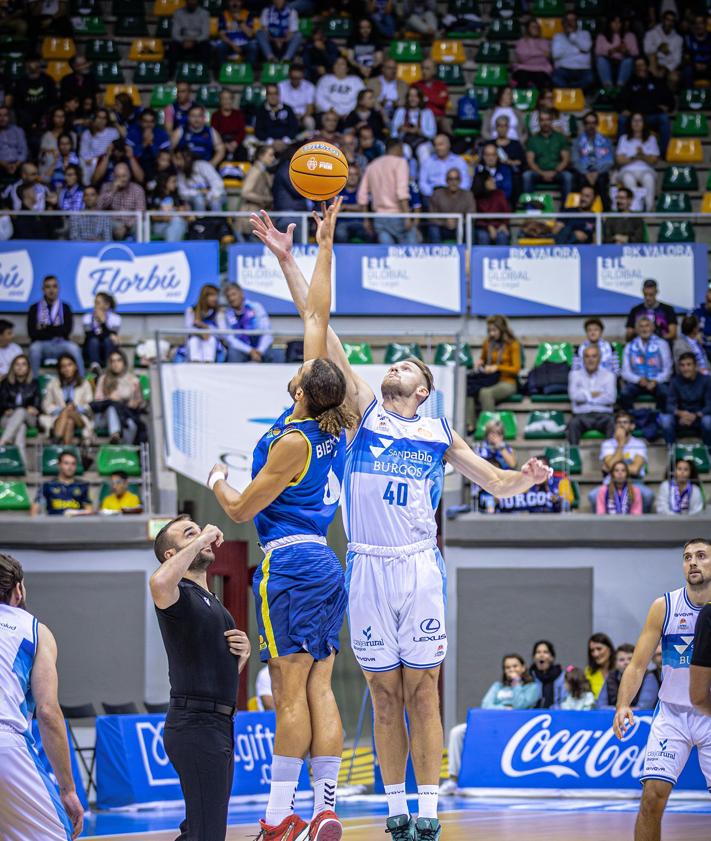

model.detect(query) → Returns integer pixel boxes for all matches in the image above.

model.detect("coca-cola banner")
[458,709,706,791]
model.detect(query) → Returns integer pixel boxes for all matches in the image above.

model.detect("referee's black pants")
[163,709,235,841]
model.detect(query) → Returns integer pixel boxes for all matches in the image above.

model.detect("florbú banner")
[0,241,219,313]
[458,709,706,790]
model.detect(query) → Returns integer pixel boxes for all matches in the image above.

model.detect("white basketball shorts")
[0,729,73,841]
[345,539,447,671]
[640,701,711,789]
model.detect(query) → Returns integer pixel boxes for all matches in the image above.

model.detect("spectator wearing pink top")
[595,461,643,515]
[356,138,417,244]
[513,20,553,89]
[595,16,639,87]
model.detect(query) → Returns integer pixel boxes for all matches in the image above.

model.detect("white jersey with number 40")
[342,399,452,547]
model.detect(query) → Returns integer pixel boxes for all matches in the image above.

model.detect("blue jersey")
[251,406,345,544]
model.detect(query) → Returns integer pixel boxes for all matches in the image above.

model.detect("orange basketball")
[288,141,349,202]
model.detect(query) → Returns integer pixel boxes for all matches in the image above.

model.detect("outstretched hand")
[521,458,553,485]
[250,210,295,261]
[312,196,343,248]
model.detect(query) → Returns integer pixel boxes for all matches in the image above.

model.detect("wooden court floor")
[85,809,711,840]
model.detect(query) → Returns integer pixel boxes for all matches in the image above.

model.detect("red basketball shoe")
[256,814,310,841]
[308,810,343,841]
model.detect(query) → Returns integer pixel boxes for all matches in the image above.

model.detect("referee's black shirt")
[156,579,238,705]
[691,603,711,668]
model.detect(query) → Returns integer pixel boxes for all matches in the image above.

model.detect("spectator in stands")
[553,183,597,244]
[334,163,370,243]
[597,410,652,508]
[31,449,92,517]
[271,141,308,242]
[173,106,225,169]
[552,12,594,90]
[148,172,188,243]
[559,667,595,710]
[254,85,299,152]
[483,87,526,142]
[598,643,660,708]
[82,293,120,374]
[211,91,247,154]
[217,0,257,66]
[69,185,112,242]
[644,10,682,88]
[12,184,56,240]
[38,107,74,185]
[48,134,79,191]
[343,89,386,141]
[596,460,643,515]
[79,109,119,186]
[427,167,475,244]
[683,14,711,88]
[414,58,450,133]
[572,111,613,210]
[368,57,407,123]
[302,26,340,83]
[0,106,27,181]
[59,55,98,109]
[58,164,84,212]
[92,139,144,188]
[475,142,513,201]
[97,162,145,241]
[356,138,417,245]
[315,56,365,118]
[100,471,143,514]
[474,417,517,469]
[364,0,396,39]
[530,641,566,709]
[0,0,26,38]
[357,125,385,165]
[314,109,343,146]
[40,354,94,445]
[656,457,705,516]
[513,18,553,89]
[482,654,541,708]
[0,319,21,380]
[585,633,615,699]
[619,57,673,154]
[573,317,620,374]
[278,64,316,132]
[171,0,211,66]
[256,0,303,63]
[674,315,709,375]
[391,87,437,171]
[93,350,145,444]
[183,284,223,363]
[14,59,56,133]
[615,112,659,213]
[595,15,638,88]
[621,314,672,410]
[625,278,677,342]
[472,171,510,245]
[347,18,382,80]
[27,275,82,378]
[163,83,196,135]
[418,133,470,203]
[692,288,711,361]
[222,282,274,363]
[174,149,225,212]
[126,109,171,184]
[659,352,711,448]
[603,187,644,243]
[523,109,573,202]
[235,146,275,238]
[566,345,616,444]
[0,353,40,463]
[403,0,438,36]
[528,87,573,137]
[467,315,521,431]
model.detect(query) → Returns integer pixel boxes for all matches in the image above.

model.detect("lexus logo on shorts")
[420,618,441,634]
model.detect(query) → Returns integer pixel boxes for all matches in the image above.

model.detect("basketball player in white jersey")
[0,553,84,841]
[251,211,549,841]
[614,538,711,841]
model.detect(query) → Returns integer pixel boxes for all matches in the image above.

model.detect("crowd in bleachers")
[0,0,708,243]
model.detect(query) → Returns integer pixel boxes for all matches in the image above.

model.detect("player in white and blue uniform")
[0,553,83,841]
[614,538,711,841]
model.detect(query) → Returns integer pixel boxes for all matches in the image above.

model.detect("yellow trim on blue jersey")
[268,427,312,487]
[259,552,278,658]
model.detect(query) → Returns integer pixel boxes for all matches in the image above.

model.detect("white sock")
[311,755,341,818]
[384,783,409,818]
[266,755,303,826]
[417,786,439,820]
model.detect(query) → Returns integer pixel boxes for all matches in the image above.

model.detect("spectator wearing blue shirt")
[31,449,93,517]
[58,164,84,211]
[597,644,660,710]
[0,105,27,180]
[127,109,171,182]
[50,134,80,191]
[172,106,225,169]
[553,183,597,244]
[683,15,711,88]
[475,142,513,201]
[217,0,258,66]
[674,315,709,375]
[335,163,370,243]
[418,133,471,203]
[621,315,672,410]
[221,284,274,363]
[659,352,711,447]
[257,0,303,62]
[572,111,613,210]
[692,288,711,359]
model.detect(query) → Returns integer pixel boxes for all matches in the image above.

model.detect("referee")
[691,599,711,716]
[151,515,250,841]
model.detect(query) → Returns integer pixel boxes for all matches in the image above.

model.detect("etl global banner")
[228,244,466,315]
[0,241,219,313]
[472,244,707,316]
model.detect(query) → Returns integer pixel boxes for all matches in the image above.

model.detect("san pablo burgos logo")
[0,249,33,304]
[370,437,433,479]
[353,626,384,650]
[413,618,446,643]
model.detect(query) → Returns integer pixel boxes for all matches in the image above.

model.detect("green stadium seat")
[326,17,352,38]
[662,165,698,191]
[471,86,496,109]
[612,341,624,368]
[437,64,465,85]
[575,0,605,13]
[134,61,169,84]
[389,41,423,62]
[681,88,711,111]
[524,410,566,440]
[513,87,538,111]
[517,192,555,213]
[176,62,210,84]
[112,0,144,13]
[475,411,517,441]
[656,192,692,213]
[384,342,424,364]
[72,15,106,35]
[71,0,98,13]
[240,84,266,113]
[581,429,605,440]
[150,83,177,108]
[86,39,119,61]
[219,62,254,85]
[676,444,710,473]
[342,342,373,364]
[138,373,151,403]
[591,87,620,112]
[492,0,518,16]
[97,446,142,477]
[94,62,124,84]
[115,15,149,36]
[672,112,709,137]
[488,18,520,39]
[154,16,172,37]
[298,17,313,37]
[532,0,564,14]
[5,58,24,81]
[0,446,25,476]
[260,63,289,84]
[544,445,582,475]
[196,85,221,108]
[474,64,508,87]
[0,481,30,510]
[657,221,695,243]
[534,341,574,367]
[434,342,474,367]
[579,17,600,35]
[475,42,508,63]
[42,445,83,476]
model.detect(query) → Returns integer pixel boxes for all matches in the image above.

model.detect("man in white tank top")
[613,538,711,841]
[252,211,550,841]
[0,553,83,841]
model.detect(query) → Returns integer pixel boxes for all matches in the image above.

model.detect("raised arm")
[149,523,224,609]
[303,197,341,361]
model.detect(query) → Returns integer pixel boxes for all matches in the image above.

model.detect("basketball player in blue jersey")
[251,210,550,841]
[614,538,711,841]
[0,553,84,841]
[209,199,355,841]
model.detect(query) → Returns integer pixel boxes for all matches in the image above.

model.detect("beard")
[381,377,411,401]
[188,550,214,572]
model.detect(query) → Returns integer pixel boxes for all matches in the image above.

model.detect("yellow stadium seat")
[396,63,423,84]
[666,138,704,163]
[247,696,259,711]
[153,0,185,15]
[553,87,585,111]
[209,16,219,37]
[598,112,618,138]
[46,61,72,83]
[537,17,563,38]
[518,237,556,245]
[128,38,165,62]
[41,37,76,60]
[701,192,711,213]
[222,161,250,189]
[564,192,603,212]
[431,40,466,64]
[104,84,142,107]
